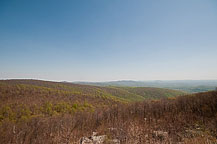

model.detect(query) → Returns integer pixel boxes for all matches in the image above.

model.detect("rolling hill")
[0,79,216,143]
[75,80,217,93]
[0,79,185,123]
[0,79,185,104]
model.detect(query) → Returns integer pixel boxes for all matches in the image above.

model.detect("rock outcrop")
[80,132,120,144]
[80,132,106,144]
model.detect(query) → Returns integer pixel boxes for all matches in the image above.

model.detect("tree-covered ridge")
[75,80,217,93]
[0,79,216,143]
[0,79,185,103]
[0,79,184,123]
[119,87,186,99]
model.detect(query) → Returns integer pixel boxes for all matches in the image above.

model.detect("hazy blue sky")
[1,0,217,81]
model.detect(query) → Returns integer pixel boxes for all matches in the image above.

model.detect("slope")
[0,79,185,103]
[120,87,186,99]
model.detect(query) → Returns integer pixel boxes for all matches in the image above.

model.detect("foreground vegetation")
[0,80,216,143]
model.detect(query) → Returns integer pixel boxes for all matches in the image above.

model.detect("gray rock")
[80,132,120,144]
[153,130,168,141]
[80,137,93,144]
[80,132,106,144]
[110,139,120,144]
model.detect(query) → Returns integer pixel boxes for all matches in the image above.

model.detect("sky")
[0,0,217,82]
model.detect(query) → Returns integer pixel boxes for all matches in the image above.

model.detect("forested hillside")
[0,79,184,103]
[0,80,184,124]
[0,80,216,143]
[75,80,217,93]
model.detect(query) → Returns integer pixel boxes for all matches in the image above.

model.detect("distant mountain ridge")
[73,80,217,93]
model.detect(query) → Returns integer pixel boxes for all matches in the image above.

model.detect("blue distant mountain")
[73,80,217,93]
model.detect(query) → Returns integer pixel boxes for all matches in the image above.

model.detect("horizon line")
[1,78,217,83]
